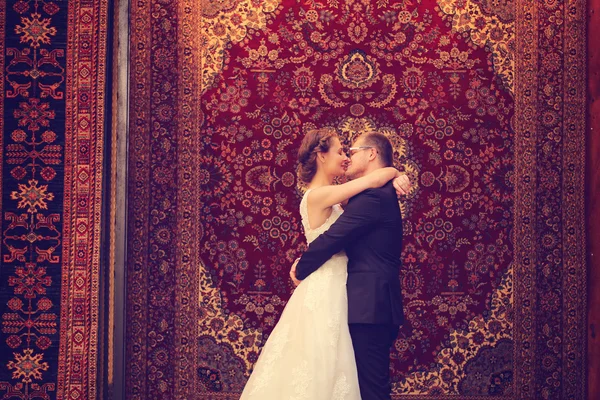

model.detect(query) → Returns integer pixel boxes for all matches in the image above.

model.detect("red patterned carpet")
[0,1,109,399]
[127,0,587,399]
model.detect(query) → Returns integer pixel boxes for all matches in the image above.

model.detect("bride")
[240,128,410,399]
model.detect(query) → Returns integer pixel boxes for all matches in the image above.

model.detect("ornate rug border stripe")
[562,0,587,398]
[514,0,539,398]
[176,0,201,396]
[125,0,152,397]
[57,0,109,398]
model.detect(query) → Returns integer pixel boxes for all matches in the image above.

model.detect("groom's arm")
[295,190,380,280]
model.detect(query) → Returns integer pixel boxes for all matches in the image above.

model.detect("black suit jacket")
[296,182,404,325]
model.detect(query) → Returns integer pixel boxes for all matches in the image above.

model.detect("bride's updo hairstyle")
[297,128,338,184]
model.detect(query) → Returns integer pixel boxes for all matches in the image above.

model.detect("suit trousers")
[349,323,399,400]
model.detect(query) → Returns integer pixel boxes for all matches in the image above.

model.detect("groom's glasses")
[348,146,375,157]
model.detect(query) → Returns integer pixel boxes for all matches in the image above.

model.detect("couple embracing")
[241,128,412,400]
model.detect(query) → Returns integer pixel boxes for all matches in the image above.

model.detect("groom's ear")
[368,148,378,162]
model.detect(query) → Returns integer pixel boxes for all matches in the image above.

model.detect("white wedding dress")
[240,189,361,400]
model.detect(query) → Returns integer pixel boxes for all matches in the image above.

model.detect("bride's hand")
[290,258,302,287]
[393,174,411,196]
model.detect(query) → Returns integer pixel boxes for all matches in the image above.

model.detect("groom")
[292,132,408,400]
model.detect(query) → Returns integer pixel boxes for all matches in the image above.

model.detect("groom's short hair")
[361,132,394,167]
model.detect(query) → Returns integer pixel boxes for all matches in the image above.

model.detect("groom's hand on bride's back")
[290,258,302,287]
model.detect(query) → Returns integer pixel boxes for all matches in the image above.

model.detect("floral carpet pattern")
[0,1,109,399]
[127,0,587,399]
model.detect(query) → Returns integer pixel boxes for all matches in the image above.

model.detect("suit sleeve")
[295,190,380,280]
